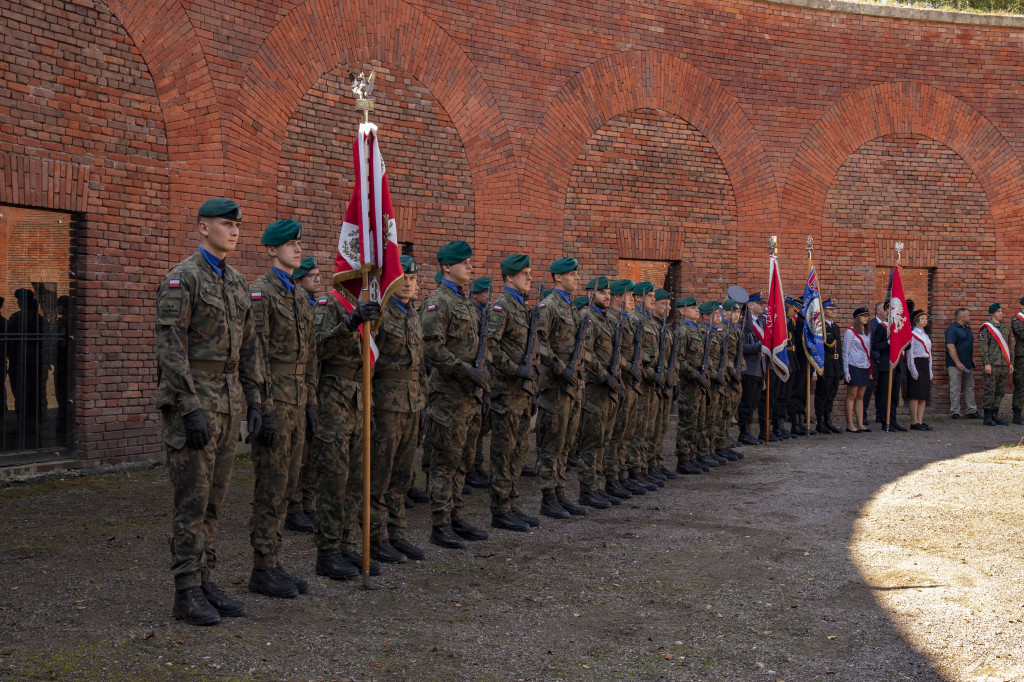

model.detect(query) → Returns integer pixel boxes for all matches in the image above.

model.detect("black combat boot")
[606,480,631,499]
[342,551,382,575]
[510,506,541,527]
[721,449,741,461]
[520,466,538,477]
[172,586,220,626]
[465,469,489,489]
[491,512,529,532]
[983,409,996,426]
[656,464,678,480]
[597,489,621,506]
[272,564,308,594]
[826,420,843,434]
[407,486,429,503]
[638,472,660,490]
[284,511,314,533]
[390,538,426,560]
[790,422,807,436]
[993,409,1009,426]
[698,454,719,468]
[404,494,415,508]
[621,476,647,495]
[429,525,468,549]
[680,460,704,475]
[579,489,611,510]
[556,490,588,516]
[315,552,359,580]
[370,540,408,563]
[1013,409,1023,425]
[201,581,246,617]
[739,431,760,446]
[712,450,729,464]
[816,421,831,435]
[541,492,570,518]
[248,568,299,599]
[450,518,489,541]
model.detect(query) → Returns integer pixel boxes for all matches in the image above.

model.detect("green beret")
[292,257,317,280]
[198,198,241,221]
[698,301,718,315]
[676,296,697,308]
[989,302,1002,314]
[723,299,741,311]
[549,257,579,274]
[1020,296,1024,306]
[501,254,530,276]
[400,255,418,274]
[434,271,444,284]
[654,288,671,301]
[438,240,473,265]
[610,279,634,295]
[261,219,302,246]
[632,282,654,296]
[472,277,491,294]
[573,296,589,309]
[585,276,610,291]
[542,289,553,299]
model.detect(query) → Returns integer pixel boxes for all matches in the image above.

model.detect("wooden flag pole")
[884,244,904,433]
[805,236,814,432]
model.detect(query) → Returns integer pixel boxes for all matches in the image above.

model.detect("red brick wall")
[3,0,1024,462]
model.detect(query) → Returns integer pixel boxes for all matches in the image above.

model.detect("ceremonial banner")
[765,254,791,380]
[887,264,912,367]
[333,121,405,308]
[801,261,825,375]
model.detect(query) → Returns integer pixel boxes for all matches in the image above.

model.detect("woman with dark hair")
[843,308,873,432]
[906,309,933,430]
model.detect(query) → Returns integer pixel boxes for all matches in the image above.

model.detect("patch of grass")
[846,0,1024,16]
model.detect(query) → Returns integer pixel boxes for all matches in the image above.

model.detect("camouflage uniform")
[603,305,636,484]
[370,297,427,542]
[626,308,658,474]
[648,317,672,471]
[674,320,705,467]
[1011,312,1024,412]
[486,289,537,515]
[713,325,733,451]
[247,271,317,570]
[579,306,616,494]
[725,322,743,444]
[422,282,486,526]
[288,294,319,520]
[311,291,367,557]
[156,249,264,590]
[699,322,723,457]
[980,320,1011,411]
[537,291,583,494]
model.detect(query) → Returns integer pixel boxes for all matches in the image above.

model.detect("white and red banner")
[981,321,1011,365]
[887,265,912,367]
[765,254,791,381]
[334,121,404,310]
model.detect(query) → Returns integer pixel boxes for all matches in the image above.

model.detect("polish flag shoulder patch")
[493,305,503,312]
[426,304,437,312]
[539,303,546,308]
[168,279,180,288]
[317,297,329,306]
[250,291,262,300]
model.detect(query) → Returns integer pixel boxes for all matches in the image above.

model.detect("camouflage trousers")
[715,383,733,450]
[369,409,419,541]
[424,392,480,526]
[1013,358,1024,410]
[249,400,305,570]
[287,441,316,516]
[647,392,670,470]
[604,385,637,483]
[699,386,723,456]
[984,366,1010,410]
[164,408,240,590]
[312,395,363,556]
[537,387,581,494]
[626,383,655,473]
[488,396,531,515]
[472,406,491,473]
[675,383,705,465]
[579,384,614,493]
[510,404,533,505]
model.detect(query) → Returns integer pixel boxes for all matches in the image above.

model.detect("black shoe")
[721,449,741,461]
[520,466,538,478]
[909,423,922,431]
[826,421,842,434]
[579,490,611,510]
[370,540,408,564]
[510,506,541,527]
[201,581,246,617]
[556,491,588,515]
[342,551,382,576]
[966,412,983,420]
[172,586,221,626]
[597,489,621,506]
[729,448,744,460]
[621,478,647,495]
[540,493,570,518]
[951,413,962,420]
[790,423,808,436]
[390,538,426,560]
[404,494,415,508]
[284,511,314,533]
[566,453,579,469]
[451,518,489,541]
[921,423,933,431]
[465,469,489,489]
[407,486,429,503]
[248,568,299,599]
[430,525,468,549]
[698,455,719,468]
[649,467,667,481]
[1013,410,1023,425]
[712,450,729,464]
[983,409,995,426]
[656,464,678,480]
[607,481,631,499]
[816,422,831,435]
[315,552,359,580]
[491,512,529,532]
[993,410,1009,426]
[680,461,704,475]
[777,426,793,439]
[273,564,308,595]
[889,421,907,432]
[739,432,759,446]
[638,473,659,490]
[462,484,473,496]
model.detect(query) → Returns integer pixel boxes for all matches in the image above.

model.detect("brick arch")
[231,0,516,246]
[524,50,777,267]
[783,81,1024,273]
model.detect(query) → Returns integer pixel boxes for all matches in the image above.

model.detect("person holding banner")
[737,292,767,445]
[979,302,1013,426]
[843,308,873,432]
[906,309,933,430]
[871,300,907,432]
[815,299,843,434]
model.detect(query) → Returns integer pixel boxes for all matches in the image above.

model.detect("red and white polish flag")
[765,254,791,381]
[887,264,912,367]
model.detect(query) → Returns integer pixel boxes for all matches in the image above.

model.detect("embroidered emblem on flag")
[168,280,180,288]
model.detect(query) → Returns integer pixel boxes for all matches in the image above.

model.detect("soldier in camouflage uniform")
[713,300,743,461]
[1011,297,1024,424]
[156,198,268,626]
[625,282,660,492]
[246,220,318,599]
[648,289,678,481]
[723,300,745,456]
[310,272,381,580]
[980,302,1013,426]
[486,254,541,532]
[536,257,588,519]
[422,241,491,549]
[368,255,427,564]
[603,279,642,498]
[462,278,493,496]
[672,297,708,475]
[697,301,729,468]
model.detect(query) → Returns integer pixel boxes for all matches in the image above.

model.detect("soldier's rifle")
[563,290,593,395]
[607,298,626,403]
[471,282,493,403]
[714,305,728,396]
[519,280,543,395]
[630,298,645,393]
[654,310,669,398]
[699,313,713,400]
[665,316,683,402]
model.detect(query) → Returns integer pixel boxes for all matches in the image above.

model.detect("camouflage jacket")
[373,297,427,413]
[249,270,317,409]
[706,322,723,382]
[585,306,613,387]
[538,291,583,400]
[725,324,742,381]
[633,308,659,385]
[313,291,366,440]
[486,289,537,402]
[155,249,263,416]
[606,304,634,379]
[422,282,485,396]
[675,320,704,384]
[979,320,1011,368]
[1012,312,1024,360]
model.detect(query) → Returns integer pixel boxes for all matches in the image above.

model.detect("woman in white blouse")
[906,309,933,431]
[843,308,873,432]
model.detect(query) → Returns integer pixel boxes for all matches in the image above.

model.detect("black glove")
[605,373,620,394]
[515,363,536,381]
[559,364,576,386]
[343,301,382,332]
[182,409,210,450]
[714,372,725,385]
[698,374,711,391]
[258,411,277,447]
[305,405,318,443]
[482,393,491,421]
[466,364,486,388]
[244,404,262,444]
[653,371,664,387]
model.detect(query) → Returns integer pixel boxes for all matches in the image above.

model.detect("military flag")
[802,261,825,375]
[887,264,912,366]
[765,253,791,380]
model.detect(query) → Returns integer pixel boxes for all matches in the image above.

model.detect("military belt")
[189,358,237,373]
[270,361,304,375]
[374,369,419,381]
[322,365,360,381]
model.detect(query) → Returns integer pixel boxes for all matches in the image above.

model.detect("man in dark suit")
[737,292,767,445]
[871,300,906,431]
[863,302,884,424]
[814,299,843,433]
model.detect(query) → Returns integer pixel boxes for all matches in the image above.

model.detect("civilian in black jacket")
[814,299,843,433]
[737,292,767,445]
[871,300,906,431]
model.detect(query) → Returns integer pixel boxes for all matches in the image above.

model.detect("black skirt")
[906,357,931,401]
[847,366,871,387]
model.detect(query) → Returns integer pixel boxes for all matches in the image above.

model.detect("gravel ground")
[0,412,1021,681]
